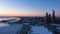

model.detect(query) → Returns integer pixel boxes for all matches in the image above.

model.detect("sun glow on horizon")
[0,0,60,17]
[0,12,45,17]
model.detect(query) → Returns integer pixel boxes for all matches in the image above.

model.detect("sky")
[0,0,60,17]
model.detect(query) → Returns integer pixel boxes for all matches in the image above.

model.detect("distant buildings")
[18,17,42,25]
[17,9,56,24]
[45,9,56,24]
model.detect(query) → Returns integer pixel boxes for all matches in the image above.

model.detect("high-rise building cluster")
[46,9,56,23]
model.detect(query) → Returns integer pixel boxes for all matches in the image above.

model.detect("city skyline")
[0,0,60,17]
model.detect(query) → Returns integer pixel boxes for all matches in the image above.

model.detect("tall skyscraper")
[52,9,55,23]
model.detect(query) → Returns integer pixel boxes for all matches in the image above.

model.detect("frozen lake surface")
[0,23,22,34]
[0,23,10,27]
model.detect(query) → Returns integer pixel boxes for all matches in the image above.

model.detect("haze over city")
[0,0,60,17]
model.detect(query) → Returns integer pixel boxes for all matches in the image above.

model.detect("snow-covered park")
[30,25,53,34]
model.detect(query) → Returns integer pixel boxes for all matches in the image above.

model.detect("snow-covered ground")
[0,17,22,34]
[30,24,60,34]
[0,23,22,34]
[31,25,53,34]
[0,23,60,34]
[50,24,60,32]
[0,23,10,27]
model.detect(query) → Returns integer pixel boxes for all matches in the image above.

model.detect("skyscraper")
[52,9,56,23]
